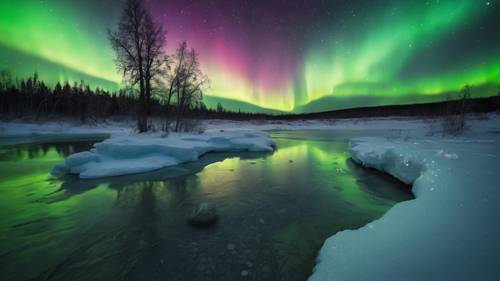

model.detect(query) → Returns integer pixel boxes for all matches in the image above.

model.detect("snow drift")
[52,130,275,179]
[309,135,500,281]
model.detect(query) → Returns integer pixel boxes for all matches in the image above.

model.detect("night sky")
[0,0,499,113]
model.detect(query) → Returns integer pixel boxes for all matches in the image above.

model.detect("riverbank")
[309,117,500,281]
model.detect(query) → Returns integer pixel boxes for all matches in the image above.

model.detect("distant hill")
[203,84,499,116]
[196,95,500,120]
[294,83,500,114]
[202,95,284,115]
[273,95,500,120]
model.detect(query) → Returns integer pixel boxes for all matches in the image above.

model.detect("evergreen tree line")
[0,70,269,123]
[0,71,143,121]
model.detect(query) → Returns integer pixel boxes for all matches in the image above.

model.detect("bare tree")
[442,85,471,135]
[143,13,167,117]
[108,0,166,132]
[161,41,208,132]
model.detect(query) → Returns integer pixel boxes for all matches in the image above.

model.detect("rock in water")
[188,202,218,227]
[226,243,236,251]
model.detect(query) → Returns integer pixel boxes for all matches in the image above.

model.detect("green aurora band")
[300,0,500,108]
[0,0,121,89]
[0,0,499,113]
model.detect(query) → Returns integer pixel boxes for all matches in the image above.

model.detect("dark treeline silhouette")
[0,71,265,122]
[271,95,500,121]
[0,71,139,122]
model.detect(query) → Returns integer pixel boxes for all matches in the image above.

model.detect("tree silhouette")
[217,102,224,113]
[167,41,208,132]
[108,0,167,132]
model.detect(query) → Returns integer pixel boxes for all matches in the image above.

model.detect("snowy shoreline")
[309,132,500,280]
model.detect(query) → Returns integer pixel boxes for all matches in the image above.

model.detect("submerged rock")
[188,202,218,227]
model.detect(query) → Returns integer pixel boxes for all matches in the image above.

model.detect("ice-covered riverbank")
[309,129,500,280]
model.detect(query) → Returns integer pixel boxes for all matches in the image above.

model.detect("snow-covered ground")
[1,114,500,280]
[0,116,430,139]
[0,120,134,146]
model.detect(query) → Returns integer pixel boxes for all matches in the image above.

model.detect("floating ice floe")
[52,130,275,179]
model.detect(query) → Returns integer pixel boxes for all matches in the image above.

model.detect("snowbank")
[309,133,500,281]
[0,120,134,146]
[0,120,133,137]
[52,130,275,178]
[202,117,430,132]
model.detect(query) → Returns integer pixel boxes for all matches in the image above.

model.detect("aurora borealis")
[0,0,499,113]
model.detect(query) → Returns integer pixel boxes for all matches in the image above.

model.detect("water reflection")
[0,132,413,281]
[0,141,95,161]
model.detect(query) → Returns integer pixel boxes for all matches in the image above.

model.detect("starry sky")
[0,0,499,113]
